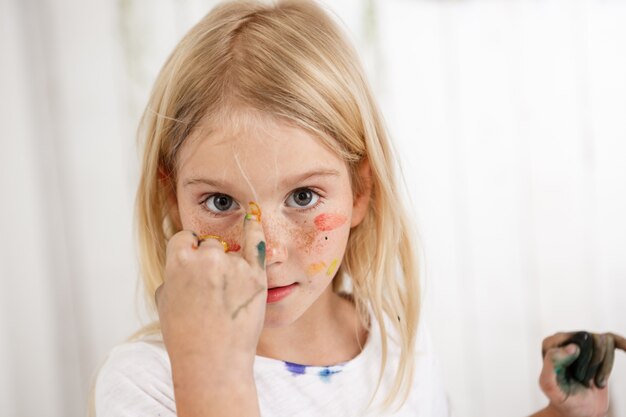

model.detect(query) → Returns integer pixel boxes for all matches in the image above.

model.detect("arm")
[529,405,567,417]
[156,210,267,417]
[526,332,626,417]
[171,361,260,417]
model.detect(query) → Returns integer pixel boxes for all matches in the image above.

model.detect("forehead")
[176,111,347,183]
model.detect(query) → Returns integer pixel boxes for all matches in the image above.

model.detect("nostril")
[265,242,287,264]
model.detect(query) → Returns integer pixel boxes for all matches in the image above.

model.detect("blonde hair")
[134,0,420,410]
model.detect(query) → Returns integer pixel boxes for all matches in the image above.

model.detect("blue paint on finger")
[257,241,266,269]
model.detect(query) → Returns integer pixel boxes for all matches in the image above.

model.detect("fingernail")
[565,344,579,356]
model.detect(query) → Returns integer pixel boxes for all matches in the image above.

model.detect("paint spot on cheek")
[326,259,338,276]
[306,262,327,277]
[314,213,347,231]
[226,242,241,252]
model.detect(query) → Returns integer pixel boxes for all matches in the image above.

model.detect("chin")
[262,306,303,328]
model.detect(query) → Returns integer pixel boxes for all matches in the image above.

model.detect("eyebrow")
[281,169,341,188]
[182,169,341,189]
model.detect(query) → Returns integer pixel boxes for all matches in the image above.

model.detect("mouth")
[266,283,298,304]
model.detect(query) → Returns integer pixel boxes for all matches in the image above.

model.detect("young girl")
[95,1,625,416]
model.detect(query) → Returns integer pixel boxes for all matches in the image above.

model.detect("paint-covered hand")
[537,331,626,417]
[156,209,267,372]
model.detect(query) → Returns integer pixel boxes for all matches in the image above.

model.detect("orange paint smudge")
[314,213,347,231]
[326,259,338,276]
[306,262,327,277]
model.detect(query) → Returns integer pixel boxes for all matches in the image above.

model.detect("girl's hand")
[156,212,267,372]
[537,331,626,417]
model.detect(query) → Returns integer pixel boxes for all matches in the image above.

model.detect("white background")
[1,0,625,416]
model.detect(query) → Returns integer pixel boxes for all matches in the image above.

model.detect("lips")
[266,283,298,303]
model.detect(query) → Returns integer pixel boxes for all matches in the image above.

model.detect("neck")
[256,289,367,366]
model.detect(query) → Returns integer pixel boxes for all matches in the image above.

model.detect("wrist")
[172,368,259,417]
[530,405,566,417]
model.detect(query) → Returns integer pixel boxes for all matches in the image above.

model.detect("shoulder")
[408,321,451,415]
[94,337,176,417]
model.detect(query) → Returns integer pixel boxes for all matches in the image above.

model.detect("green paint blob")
[257,241,266,269]
[553,350,585,397]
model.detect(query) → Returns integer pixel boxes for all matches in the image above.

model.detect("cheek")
[296,215,350,278]
[293,213,349,252]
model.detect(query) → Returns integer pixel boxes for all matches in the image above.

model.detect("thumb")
[242,202,266,271]
[541,343,581,398]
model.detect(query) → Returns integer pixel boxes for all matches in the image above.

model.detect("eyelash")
[200,194,240,217]
[285,187,324,212]
[199,188,325,216]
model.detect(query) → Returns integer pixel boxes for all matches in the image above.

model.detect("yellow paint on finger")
[306,262,326,277]
[326,259,338,277]
[246,201,262,223]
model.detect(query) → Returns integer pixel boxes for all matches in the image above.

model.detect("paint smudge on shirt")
[306,262,326,277]
[326,259,338,276]
[318,367,342,383]
[285,361,307,376]
[314,213,347,231]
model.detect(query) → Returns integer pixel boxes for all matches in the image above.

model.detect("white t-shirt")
[95,315,450,416]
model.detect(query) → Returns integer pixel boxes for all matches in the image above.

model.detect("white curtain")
[1,0,624,416]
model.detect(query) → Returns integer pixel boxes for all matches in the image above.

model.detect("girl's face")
[170,112,370,328]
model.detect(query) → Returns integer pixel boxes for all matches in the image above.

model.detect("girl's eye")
[203,194,239,213]
[286,188,320,208]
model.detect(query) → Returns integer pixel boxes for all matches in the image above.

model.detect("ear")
[350,158,372,228]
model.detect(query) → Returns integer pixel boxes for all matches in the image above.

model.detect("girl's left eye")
[286,188,320,209]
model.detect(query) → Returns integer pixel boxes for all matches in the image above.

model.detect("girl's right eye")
[203,194,239,214]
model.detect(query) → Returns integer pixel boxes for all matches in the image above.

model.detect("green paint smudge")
[257,241,266,269]
[553,348,585,397]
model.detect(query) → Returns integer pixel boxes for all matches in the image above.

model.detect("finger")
[197,234,229,252]
[155,283,164,308]
[166,230,203,264]
[242,201,266,271]
[542,331,577,357]
[196,234,228,253]
[561,332,593,386]
[607,332,626,352]
[595,334,615,388]
[542,344,581,397]
[586,333,607,386]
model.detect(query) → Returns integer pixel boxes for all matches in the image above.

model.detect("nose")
[264,240,288,265]
[261,218,288,265]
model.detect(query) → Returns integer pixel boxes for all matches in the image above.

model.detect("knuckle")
[200,247,224,265]
[172,245,194,266]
